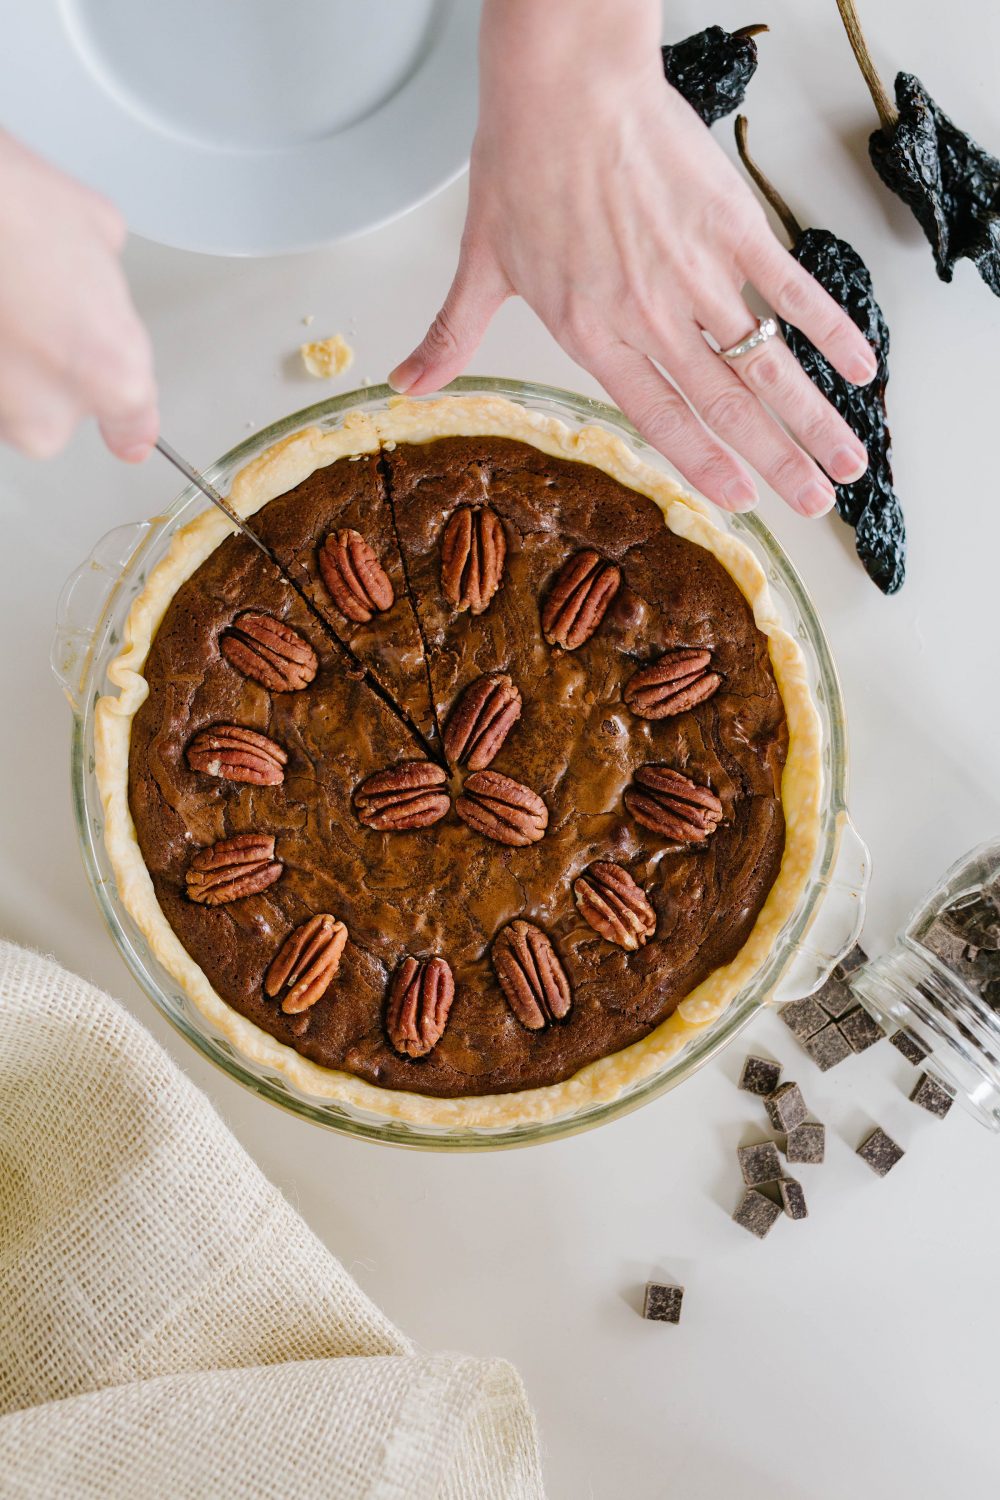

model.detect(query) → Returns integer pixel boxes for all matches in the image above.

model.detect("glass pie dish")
[52,377,870,1149]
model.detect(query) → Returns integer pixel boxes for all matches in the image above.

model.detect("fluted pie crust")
[95,394,822,1127]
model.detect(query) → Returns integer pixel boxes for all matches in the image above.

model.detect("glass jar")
[852,838,1000,1131]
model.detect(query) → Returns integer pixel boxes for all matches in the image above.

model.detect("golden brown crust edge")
[94,395,822,1128]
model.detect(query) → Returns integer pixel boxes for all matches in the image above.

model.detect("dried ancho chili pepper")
[735,116,905,595]
[661,24,767,125]
[837,0,1000,296]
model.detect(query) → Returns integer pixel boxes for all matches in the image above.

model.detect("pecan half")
[542,549,622,650]
[624,765,724,843]
[443,674,522,770]
[265,913,347,1013]
[492,920,572,1030]
[440,505,506,614]
[185,833,283,905]
[624,649,722,719]
[220,612,317,691]
[574,862,656,950]
[186,724,288,786]
[318,528,394,624]
[386,954,455,1058]
[353,760,450,830]
[455,770,548,846]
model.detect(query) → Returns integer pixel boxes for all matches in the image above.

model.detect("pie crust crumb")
[300,334,354,379]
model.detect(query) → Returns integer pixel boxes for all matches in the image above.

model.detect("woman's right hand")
[0,133,158,461]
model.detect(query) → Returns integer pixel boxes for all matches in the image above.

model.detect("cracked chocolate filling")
[128,436,788,1097]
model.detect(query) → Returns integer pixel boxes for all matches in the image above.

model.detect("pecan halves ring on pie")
[541,549,622,650]
[185,833,283,905]
[440,504,507,615]
[624,765,724,843]
[265,913,348,1013]
[455,770,548,847]
[220,612,318,691]
[318,528,395,624]
[443,673,522,770]
[623,649,722,719]
[574,862,656,950]
[353,760,451,830]
[386,954,455,1058]
[492,920,572,1030]
[186,724,288,786]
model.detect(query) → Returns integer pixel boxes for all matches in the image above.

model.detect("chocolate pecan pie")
[96,395,821,1127]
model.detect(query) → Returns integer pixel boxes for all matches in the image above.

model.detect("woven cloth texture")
[0,940,543,1499]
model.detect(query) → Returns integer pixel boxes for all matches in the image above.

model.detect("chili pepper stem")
[734,116,803,247]
[733,24,769,41]
[835,0,899,133]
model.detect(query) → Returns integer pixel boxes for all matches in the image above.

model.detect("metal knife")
[155,437,280,568]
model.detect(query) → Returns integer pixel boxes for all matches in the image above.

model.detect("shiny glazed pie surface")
[128,436,788,1097]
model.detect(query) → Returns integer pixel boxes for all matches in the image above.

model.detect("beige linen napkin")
[0,940,544,1499]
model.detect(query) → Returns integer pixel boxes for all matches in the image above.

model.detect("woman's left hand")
[390,0,875,518]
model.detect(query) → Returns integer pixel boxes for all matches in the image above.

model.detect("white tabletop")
[2,1,999,1494]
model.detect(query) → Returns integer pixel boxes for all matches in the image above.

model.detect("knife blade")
[155,437,280,568]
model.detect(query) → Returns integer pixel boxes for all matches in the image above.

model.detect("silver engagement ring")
[718,316,778,361]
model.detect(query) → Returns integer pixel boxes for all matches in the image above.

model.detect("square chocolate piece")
[922,919,972,971]
[889,1029,928,1066]
[643,1282,684,1324]
[785,1121,825,1164]
[857,1126,905,1176]
[910,1071,955,1119]
[733,1188,782,1239]
[838,1006,885,1054]
[945,891,1000,950]
[737,1141,783,1186]
[780,997,828,1041]
[764,1081,808,1133]
[833,942,868,981]
[738,1054,782,1096]
[779,1176,808,1220]
[815,977,857,1019]
[804,1023,853,1072]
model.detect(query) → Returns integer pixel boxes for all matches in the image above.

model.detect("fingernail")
[796,479,836,516]
[848,352,877,384]
[830,445,868,483]
[387,362,419,394]
[722,476,758,511]
[119,442,152,463]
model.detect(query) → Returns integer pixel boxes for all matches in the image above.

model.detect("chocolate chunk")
[785,1121,825,1164]
[780,997,828,1041]
[779,1176,809,1220]
[642,1282,684,1323]
[814,977,857,1019]
[923,918,975,970]
[889,1029,928,1066]
[833,942,868,980]
[856,1126,905,1177]
[737,1141,783,1186]
[838,1006,885,1054]
[909,1071,955,1119]
[944,891,1000,950]
[764,1081,808,1132]
[738,1054,782,1096]
[804,1022,853,1072]
[975,949,1000,979]
[733,1188,782,1239]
